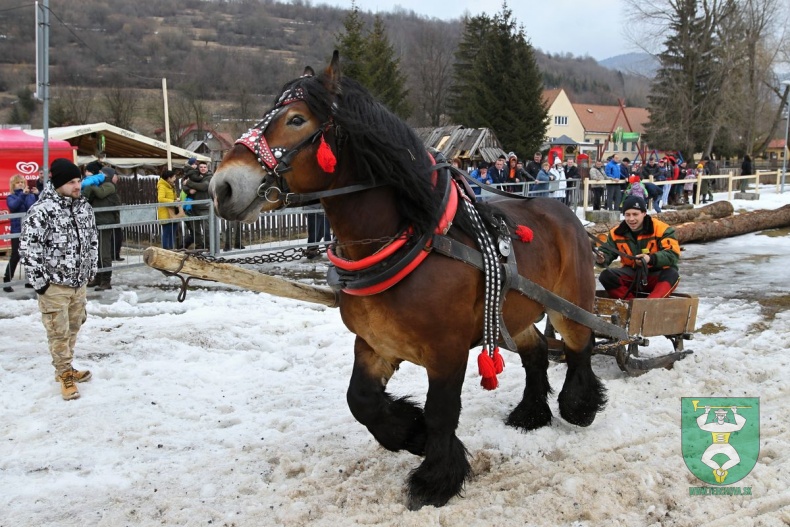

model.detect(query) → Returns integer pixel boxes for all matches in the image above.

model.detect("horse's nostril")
[211,179,230,202]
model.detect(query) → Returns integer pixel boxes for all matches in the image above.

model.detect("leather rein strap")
[432,233,629,341]
[436,163,532,200]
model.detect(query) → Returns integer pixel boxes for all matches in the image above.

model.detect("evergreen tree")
[335,1,368,84]
[644,1,699,155]
[645,0,738,158]
[336,8,411,119]
[448,14,497,128]
[448,4,548,156]
[365,16,411,119]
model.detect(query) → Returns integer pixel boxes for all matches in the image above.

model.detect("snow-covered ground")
[1,188,789,527]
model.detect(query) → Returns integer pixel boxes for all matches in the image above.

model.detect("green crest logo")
[681,398,759,485]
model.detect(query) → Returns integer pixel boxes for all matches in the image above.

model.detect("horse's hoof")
[406,491,451,511]
[407,495,427,511]
[506,401,552,431]
[559,405,597,427]
[558,391,601,427]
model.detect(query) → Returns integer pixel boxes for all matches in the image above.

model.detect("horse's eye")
[288,115,306,126]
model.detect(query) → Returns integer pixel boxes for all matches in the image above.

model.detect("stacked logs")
[587,202,790,244]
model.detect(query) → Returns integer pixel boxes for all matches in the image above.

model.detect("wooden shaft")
[143,247,339,308]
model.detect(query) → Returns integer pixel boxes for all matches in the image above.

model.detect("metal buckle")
[264,186,282,203]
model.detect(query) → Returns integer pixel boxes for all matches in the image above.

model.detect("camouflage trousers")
[37,284,88,376]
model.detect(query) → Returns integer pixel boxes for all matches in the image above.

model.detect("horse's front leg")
[506,325,554,431]
[554,321,607,427]
[346,336,427,455]
[407,357,470,510]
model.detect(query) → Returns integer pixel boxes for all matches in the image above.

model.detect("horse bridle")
[235,85,382,208]
[234,86,328,203]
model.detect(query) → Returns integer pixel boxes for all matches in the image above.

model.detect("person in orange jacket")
[595,195,680,299]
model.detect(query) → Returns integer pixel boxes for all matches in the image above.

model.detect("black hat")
[50,158,81,189]
[101,167,116,178]
[86,161,103,174]
[621,195,647,213]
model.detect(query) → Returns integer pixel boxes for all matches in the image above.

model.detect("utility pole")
[781,81,790,194]
[36,0,51,181]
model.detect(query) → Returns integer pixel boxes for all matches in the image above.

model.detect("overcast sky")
[317,0,631,61]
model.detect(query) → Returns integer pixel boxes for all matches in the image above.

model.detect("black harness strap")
[440,163,532,200]
[508,273,629,340]
[431,235,483,270]
[283,183,386,207]
[432,234,630,342]
[498,247,520,351]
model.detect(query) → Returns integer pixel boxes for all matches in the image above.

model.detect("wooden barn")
[413,126,506,170]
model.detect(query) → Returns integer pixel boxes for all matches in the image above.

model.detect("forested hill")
[0,0,650,130]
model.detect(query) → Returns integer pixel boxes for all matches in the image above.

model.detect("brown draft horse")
[209,52,606,510]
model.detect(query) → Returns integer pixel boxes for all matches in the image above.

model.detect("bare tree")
[737,0,787,155]
[102,84,140,130]
[625,0,789,157]
[49,87,95,126]
[147,90,193,148]
[700,1,744,157]
[180,83,210,144]
[404,24,459,126]
[229,81,259,139]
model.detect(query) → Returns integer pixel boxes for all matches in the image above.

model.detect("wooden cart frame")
[547,292,697,375]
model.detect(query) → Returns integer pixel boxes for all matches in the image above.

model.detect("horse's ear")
[323,50,341,93]
[302,66,315,77]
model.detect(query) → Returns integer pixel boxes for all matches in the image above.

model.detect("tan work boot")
[59,370,80,400]
[55,367,92,383]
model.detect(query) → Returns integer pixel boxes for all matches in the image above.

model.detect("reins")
[433,162,533,200]
[587,231,649,296]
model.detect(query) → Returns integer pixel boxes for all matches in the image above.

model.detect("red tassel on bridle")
[515,225,533,243]
[316,134,336,173]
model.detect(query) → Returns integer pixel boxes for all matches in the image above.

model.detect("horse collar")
[326,170,460,296]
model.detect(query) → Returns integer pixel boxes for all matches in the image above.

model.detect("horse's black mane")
[275,74,444,237]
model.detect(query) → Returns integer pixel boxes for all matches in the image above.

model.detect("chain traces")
[187,234,412,266]
[159,234,412,302]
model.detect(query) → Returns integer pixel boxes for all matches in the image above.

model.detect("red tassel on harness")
[492,347,505,374]
[316,134,336,173]
[478,349,499,390]
[515,225,533,243]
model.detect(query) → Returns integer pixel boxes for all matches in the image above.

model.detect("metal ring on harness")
[262,186,283,203]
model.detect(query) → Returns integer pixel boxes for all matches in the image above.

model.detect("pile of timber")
[586,202,790,244]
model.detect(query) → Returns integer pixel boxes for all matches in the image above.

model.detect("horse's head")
[210,55,343,222]
[212,50,441,237]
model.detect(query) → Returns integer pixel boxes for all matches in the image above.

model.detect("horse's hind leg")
[407,362,470,510]
[346,337,427,456]
[554,321,607,427]
[506,326,554,431]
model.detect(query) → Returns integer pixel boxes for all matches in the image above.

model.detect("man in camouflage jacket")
[20,158,99,400]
